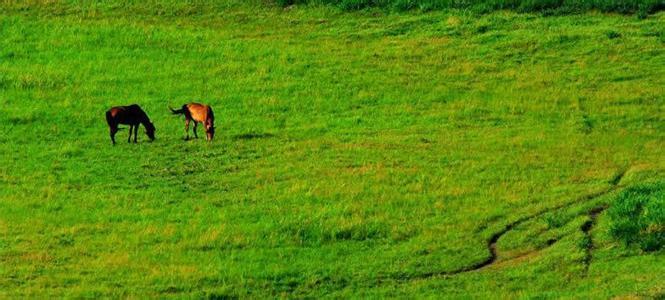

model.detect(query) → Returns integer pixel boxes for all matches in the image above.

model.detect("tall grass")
[276,0,665,13]
[3,0,664,15]
[609,182,664,251]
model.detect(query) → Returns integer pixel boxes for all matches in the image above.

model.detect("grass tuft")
[608,182,665,252]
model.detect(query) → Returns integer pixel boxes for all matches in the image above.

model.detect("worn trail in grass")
[384,166,630,282]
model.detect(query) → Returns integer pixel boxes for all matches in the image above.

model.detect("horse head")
[206,125,215,141]
[145,122,156,141]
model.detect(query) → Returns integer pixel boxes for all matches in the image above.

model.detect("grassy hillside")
[1,2,664,298]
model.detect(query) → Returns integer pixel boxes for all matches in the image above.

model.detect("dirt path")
[476,167,628,273]
[581,204,609,275]
[384,167,629,282]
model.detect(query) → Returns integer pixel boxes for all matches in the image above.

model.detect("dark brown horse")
[169,103,215,141]
[105,104,155,145]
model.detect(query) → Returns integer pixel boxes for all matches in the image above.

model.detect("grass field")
[1,1,664,298]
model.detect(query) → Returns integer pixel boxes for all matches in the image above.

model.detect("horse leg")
[134,125,138,143]
[128,125,133,143]
[193,122,198,139]
[184,119,190,140]
[110,126,118,145]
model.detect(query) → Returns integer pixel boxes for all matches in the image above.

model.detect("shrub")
[608,182,664,252]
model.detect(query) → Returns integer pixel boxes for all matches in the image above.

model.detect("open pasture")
[0,1,663,297]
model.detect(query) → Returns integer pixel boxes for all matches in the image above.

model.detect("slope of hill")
[0,2,663,297]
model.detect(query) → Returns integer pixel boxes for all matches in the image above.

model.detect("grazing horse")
[169,103,215,141]
[105,104,155,145]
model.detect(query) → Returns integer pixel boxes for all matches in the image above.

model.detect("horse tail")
[169,105,185,115]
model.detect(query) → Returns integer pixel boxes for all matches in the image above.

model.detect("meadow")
[0,1,664,297]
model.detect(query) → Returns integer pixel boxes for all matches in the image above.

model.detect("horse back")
[187,103,213,124]
[107,104,146,125]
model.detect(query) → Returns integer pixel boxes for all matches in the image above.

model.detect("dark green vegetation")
[1,1,664,298]
[276,0,665,14]
[609,182,664,251]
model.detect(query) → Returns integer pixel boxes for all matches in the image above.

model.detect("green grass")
[1,1,664,298]
[275,0,665,14]
[609,181,664,251]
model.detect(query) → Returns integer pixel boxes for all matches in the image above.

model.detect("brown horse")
[169,103,215,141]
[105,104,155,145]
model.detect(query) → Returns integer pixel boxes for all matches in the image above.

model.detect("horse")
[169,103,215,141]
[105,104,155,145]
